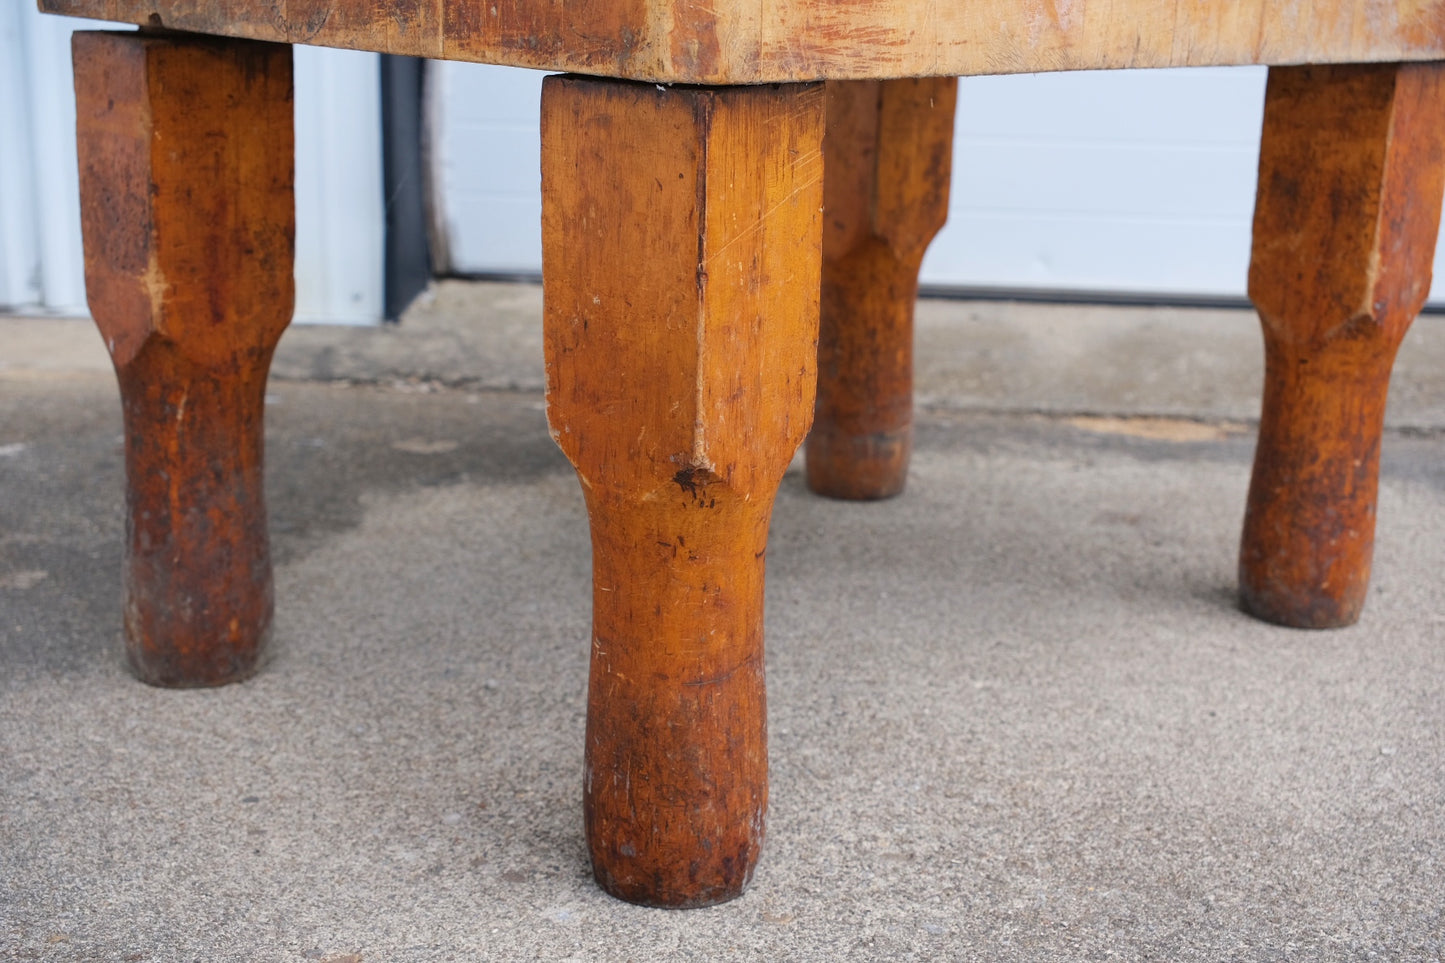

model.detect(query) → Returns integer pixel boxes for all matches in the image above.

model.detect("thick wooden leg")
[542,76,823,906]
[1240,63,1445,628]
[806,77,957,500]
[74,33,294,685]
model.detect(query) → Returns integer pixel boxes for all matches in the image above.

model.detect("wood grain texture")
[40,0,1445,82]
[75,32,295,685]
[45,0,443,57]
[807,77,956,501]
[542,75,823,906]
[1240,61,1445,628]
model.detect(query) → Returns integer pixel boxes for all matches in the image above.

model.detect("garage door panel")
[923,213,1252,295]
[439,124,541,196]
[955,143,1259,219]
[958,68,1266,146]
[443,196,544,275]
[430,62,1445,305]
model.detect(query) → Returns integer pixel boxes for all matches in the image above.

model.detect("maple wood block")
[74,32,295,685]
[1240,61,1445,628]
[807,77,957,500]
[542,75,823,906]
[36,0,1445,84]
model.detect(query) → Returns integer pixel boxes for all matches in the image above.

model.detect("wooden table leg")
[1240,62,1445,628]
[806,77,957,500]
[74,32,294,685]
[541,76,823,907]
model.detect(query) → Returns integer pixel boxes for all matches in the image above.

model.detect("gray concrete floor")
[2,283,1443,961]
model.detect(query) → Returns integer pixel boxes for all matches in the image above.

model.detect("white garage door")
[428,62,1445,306]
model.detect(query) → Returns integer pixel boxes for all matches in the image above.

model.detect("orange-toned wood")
[74,32,295,685]
[542,75,823,906]
[1240,61,1445,628]
[807,77,956,501]
[39,0,1445,85]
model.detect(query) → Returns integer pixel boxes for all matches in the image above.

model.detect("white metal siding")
[427,62,545,276]
[0,4,97,315]
[923,67,1266,297]
[0,4,42,309]
[1,6,385,325]
[429,63,1445,305]
[292,46,386,325]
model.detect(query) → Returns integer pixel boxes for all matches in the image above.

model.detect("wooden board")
[40,0,1445,83]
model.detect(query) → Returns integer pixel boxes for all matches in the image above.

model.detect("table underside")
[39,0,1445,82]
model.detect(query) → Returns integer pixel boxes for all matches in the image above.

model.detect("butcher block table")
[39,0,1445,908]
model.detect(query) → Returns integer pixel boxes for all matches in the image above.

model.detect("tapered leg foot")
[74,33,295,685]
[542,75,824,906]
[806,77,957,500]
[1240,62,1445,628]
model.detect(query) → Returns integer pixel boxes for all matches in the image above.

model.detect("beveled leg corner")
[541,75,824,906]
[75,32,295,685]
[1240,62,1445,628]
